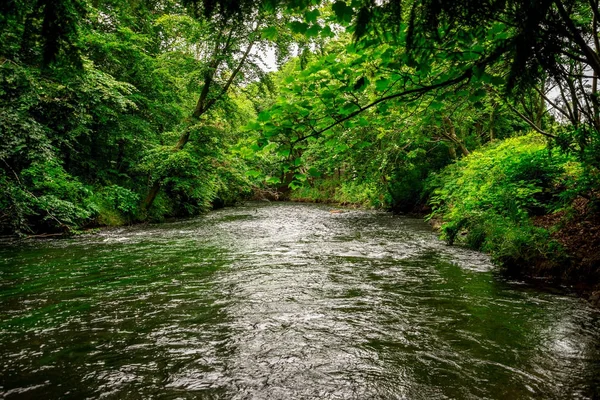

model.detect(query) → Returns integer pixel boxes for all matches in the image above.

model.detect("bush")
[90,185,140,226]
[386,144,452,213]
[427,133,575,266]
[290,178,383,207]
[0,160,97,234]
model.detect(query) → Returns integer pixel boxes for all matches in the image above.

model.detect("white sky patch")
[256,46,279,72]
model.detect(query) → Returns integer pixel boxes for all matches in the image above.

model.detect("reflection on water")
[1,202,599,399]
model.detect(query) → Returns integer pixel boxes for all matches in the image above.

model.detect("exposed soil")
[533,197,600,304]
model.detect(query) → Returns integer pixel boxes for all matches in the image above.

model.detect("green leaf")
[321,25,334,38]
[377,102,391,113]
[257,111,271,122]
[261,26,278,40]
[294,173,307,182]
[325,53,337,62]
[488,22,506,36]
[469,88,487,102]
[332,1,353,23]
[332,1,347,18]
[307,167,321,177]
[471,44,485,54]
[358,117,369,127]
[460,51,480,61]
[289,181,302,190]
[335,143,349,152]
[238,146,254,158]
[490,75,505,86]
[321,90,336,99]
[245,121,261,131]
[341,102,359,115]
[304,9,320,23]
[375,78,390,91]
[289,21,309,34]
[306,24,321,38]
[430,101,444,110]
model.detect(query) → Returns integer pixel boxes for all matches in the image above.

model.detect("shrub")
[1,160,97,234]
[427,133,575,266]
[290,178,383,207]
[90,185,140,226]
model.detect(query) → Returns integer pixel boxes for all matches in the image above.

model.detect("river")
[1,202,599,399]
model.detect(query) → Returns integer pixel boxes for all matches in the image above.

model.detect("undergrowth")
[290,178,384,208]
[426,133,579,268]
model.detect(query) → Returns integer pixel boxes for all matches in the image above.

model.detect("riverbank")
[425,135,600,305]
[529,197,600,303]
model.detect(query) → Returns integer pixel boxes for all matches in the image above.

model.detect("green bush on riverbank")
[426,134,578,268]
[290,179,384,208]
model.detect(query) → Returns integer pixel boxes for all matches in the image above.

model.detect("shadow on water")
[1,202,599,399]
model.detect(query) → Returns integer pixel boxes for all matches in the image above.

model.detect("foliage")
[291,178,382,207]
[2,0,600,269]
[245,28,528,210]
[0,159,96,234]
[427,134,577,264]
[0,0,273,234]
[91,185,140,225]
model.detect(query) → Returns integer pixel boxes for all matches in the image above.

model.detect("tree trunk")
[143,180,162,211]
[448,144,457,159]
[441,116,470,156]
[535,81,545,129]
[142,121,195,211]
[489,103,498,141]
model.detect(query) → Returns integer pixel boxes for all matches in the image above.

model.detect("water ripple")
[1,202,599,399]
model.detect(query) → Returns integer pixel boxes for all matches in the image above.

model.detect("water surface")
[1,202,599,399]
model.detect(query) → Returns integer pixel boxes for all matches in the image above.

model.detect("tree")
[141,0,296,209]
[324,0,600,166]
[0,0,280,233]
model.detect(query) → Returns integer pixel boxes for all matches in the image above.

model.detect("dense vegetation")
[1,0,599,289]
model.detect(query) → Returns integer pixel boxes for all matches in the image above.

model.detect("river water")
[1,202,599,399]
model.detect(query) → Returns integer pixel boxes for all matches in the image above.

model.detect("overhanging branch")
[503,101,558,139]
[292,68,474,145]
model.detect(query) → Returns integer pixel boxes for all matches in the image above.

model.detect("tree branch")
[503,101,558,139]
[199,33,258,117]
[534,85,571,120]
[291,69,474,145]
[554,0,600,76]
